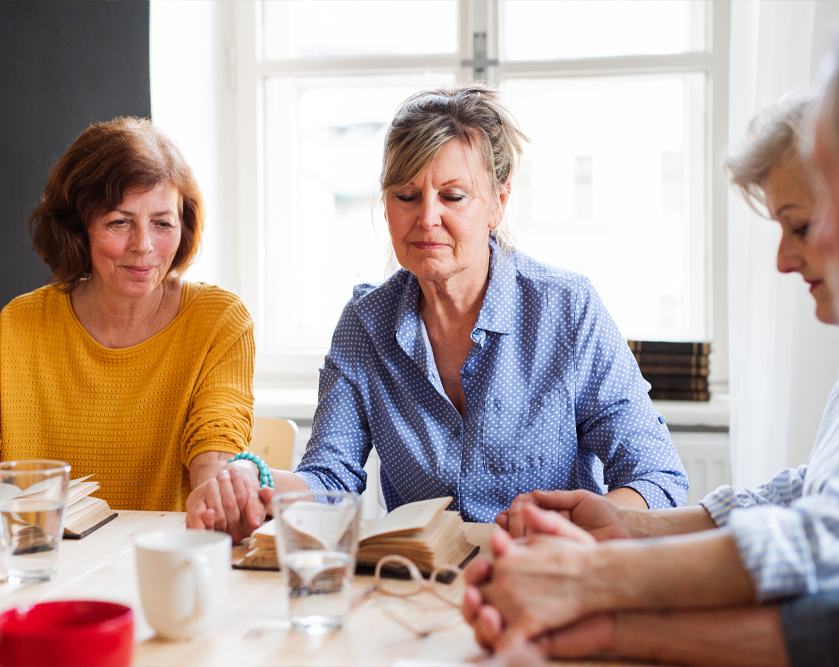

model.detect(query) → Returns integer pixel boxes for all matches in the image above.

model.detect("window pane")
[262,1,459,60]
[501,1,705,61]
[263,74,456,351]
[502,75,706,341]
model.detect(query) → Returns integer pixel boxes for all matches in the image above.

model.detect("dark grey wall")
[0,1,150,308]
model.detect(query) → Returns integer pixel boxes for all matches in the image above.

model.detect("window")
[234,1,729,387]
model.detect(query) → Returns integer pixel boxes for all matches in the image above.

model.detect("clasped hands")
[185,455,274,542]
[462,489,635,659]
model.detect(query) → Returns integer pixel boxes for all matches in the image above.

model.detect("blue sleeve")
[294,303,372,495]
[567,279,688,509]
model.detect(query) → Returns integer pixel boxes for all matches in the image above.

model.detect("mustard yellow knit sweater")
[0,282,254,511]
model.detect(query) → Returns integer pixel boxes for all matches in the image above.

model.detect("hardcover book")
[639,364,710,377]
[627,341,711,355]
[645,376,709,391]
[648,389,711,402]
[633,352,709,367]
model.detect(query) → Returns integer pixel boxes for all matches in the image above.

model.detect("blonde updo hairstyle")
[380,84,529,251]
[725,95,814,215]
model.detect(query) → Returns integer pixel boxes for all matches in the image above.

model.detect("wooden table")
[0,511,503,666]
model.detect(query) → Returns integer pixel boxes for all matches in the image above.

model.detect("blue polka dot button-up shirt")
[296,240,688,522]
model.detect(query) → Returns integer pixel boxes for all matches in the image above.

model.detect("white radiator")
[670,430,731,506]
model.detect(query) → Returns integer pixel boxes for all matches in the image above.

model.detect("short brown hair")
[29,117,204,291]
[381,85,529,250]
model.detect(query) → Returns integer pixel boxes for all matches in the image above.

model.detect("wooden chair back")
[249,417,297,471]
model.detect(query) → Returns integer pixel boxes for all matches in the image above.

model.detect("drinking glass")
[0,460,70,584]
[272,490,361,635]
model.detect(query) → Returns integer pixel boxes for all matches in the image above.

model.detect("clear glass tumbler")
[272,490,361,635]
[0,460,70,584]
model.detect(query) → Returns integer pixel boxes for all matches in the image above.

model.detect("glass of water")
[272,490,361,635]
[0,460,70,584]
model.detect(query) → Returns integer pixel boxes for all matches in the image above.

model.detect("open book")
[62,476,118,538]
[234,496,477,575]
[0,474,117,539]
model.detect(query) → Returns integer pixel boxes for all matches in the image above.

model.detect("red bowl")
[0,600,134,667]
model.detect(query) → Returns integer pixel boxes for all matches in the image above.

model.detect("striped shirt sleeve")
[700,465,807,526]
[723,474,839,599]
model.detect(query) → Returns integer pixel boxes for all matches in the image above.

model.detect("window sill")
[652,394,730,431]
[256,387,731,430]
[254,387,319,424]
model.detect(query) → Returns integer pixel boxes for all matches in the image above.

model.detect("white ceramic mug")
[134,530,231,640]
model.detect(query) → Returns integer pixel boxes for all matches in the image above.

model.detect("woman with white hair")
[461,93,839,667]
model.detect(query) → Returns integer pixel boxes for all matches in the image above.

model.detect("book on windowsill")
[232,496,478,576]
[632,352,709,368]
[638,364,710,377]
[627,340,711,355]
[648,388,711,402]
[644,375,709,392]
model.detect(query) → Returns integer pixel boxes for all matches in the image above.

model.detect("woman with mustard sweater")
[0,118,263,539]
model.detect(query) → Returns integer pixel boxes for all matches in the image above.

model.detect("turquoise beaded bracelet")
[228,452,275,489]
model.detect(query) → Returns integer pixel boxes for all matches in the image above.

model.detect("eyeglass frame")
[372,554,463,608]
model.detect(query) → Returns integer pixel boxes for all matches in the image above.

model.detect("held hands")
[496,489,634,541]
[185,463,275,542]
[463,502,605,653]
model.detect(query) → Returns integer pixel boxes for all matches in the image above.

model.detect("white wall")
[149,0,238,293]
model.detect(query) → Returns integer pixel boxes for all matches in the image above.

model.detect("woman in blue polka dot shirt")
[290,85,688,523]
[187,85,688,535]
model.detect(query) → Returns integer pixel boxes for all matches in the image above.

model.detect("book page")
[280,501,356,552]
[360,496,451,543]
[66,482,100,506]
[4,473,96,504]
[253,519,276,538]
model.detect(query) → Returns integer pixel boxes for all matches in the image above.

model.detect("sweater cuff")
[700,485,741,527]
[185,442,248,469]
[727,507,819,600]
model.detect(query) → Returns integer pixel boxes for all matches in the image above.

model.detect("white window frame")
[233,1,730,394]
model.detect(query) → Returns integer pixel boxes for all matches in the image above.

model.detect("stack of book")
[627,340,711,401]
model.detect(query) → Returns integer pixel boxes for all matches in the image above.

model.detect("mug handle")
[180,553,212,626]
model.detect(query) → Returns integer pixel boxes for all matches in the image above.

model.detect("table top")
[0,511,506,667]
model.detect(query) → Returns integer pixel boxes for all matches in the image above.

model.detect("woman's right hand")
[497,489,635,541]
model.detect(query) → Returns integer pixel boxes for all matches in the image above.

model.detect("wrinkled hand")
[481,531,598,648]
[497,489,633,541]
[186,466,275,542]
[464,504,598,651]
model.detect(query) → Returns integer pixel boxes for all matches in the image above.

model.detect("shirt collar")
[474,236,515,336]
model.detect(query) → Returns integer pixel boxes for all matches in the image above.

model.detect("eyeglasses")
[373,554,463,607]
[352,555,464,637]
